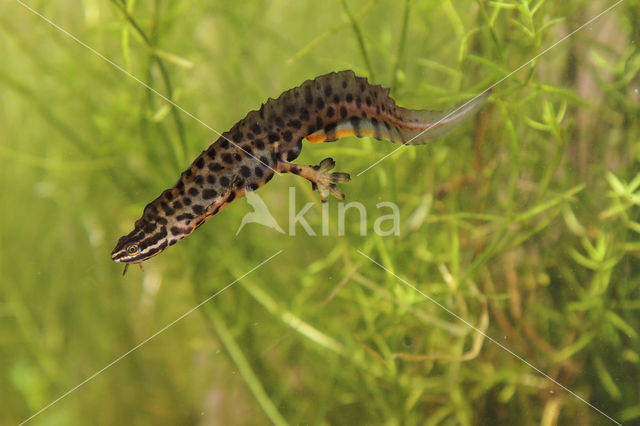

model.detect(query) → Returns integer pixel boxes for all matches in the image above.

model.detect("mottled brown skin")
[112,70,489,266]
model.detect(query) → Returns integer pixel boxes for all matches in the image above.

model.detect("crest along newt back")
[112,70,489,269]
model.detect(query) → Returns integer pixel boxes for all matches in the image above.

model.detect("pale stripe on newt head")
[112,70,490,270]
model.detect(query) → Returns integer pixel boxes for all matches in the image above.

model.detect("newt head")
[111,219,169,267]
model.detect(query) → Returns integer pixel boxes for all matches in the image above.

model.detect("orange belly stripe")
[307,133,327,143]
[335,129,356,139]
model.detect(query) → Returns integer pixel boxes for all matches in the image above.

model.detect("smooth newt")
[112,70,489,270]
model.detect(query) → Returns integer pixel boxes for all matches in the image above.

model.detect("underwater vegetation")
[1,0,639,424]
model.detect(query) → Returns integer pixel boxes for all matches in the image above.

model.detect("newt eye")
[126,244,139,255]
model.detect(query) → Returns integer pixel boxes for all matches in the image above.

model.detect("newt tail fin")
[389,89,491,145]
[301,71,490,146]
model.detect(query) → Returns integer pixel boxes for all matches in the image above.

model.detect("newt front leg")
[277,157,350,202]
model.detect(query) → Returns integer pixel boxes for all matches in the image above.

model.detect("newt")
[112,70,489,271]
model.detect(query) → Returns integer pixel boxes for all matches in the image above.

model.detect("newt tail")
[112,70,490,267]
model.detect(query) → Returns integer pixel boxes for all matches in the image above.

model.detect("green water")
[1,1,639,425]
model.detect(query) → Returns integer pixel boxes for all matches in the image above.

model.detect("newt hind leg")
[277,157,350,202]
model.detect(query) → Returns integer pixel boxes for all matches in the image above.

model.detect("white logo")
[236,191,285,235]
[236,187,400,237]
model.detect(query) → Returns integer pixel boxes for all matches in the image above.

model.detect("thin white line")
[357,250,621,425]
[15,0,280,175]
[18,249,284,426]
[356,0,625,176]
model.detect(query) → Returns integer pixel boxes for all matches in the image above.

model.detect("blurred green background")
[1,0,640,424]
